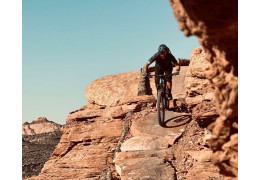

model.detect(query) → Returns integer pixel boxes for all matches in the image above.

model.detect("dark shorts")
[155,63,173,84]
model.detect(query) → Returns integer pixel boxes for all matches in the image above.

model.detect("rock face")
[23,1,238,179]
[85,71,142,107]
[185,46,218,127]
[22,117,63,179]
[170,0,238,178]
[26,71,158,180]
[178,58,190,66]
[25,64,224,180]
[22,117,63,135]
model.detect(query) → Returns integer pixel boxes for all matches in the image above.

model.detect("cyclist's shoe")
[167,93,173,100]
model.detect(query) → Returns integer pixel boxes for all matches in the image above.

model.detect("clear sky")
[22,0,200,125]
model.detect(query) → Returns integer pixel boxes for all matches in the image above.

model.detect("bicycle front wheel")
[157,90,165,126]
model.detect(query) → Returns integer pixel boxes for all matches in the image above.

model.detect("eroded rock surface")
[22,117,63,135]
[22,118,63,179]
[85,71,142,107]
[185,46,218,127]
[26,64,223,179]
[26,72,157,180]
[170,0,238,178]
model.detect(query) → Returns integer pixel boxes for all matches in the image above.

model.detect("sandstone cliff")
[170,0,238,178]
[25,54,224,179]
[185,46,218,127]
[23,0,238,179]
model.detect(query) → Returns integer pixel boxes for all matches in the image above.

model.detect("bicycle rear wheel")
[157,90,165,126]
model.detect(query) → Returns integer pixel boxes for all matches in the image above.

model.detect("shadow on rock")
[164,115,192,128]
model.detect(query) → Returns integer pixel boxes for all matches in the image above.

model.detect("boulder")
[85,71,141,107]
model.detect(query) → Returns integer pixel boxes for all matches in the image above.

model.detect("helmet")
[158,44,169,53]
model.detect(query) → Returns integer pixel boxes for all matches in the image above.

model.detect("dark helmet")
[158,44,169,53]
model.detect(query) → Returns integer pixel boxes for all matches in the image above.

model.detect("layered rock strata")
[185,46,218,127]
[22,117,63,135]
[26,72,157,180]
[170,0,238,178]
[26,64,224,179]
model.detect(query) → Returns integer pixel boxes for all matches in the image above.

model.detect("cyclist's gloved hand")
[173,70,180,76]
[142,72,148,77]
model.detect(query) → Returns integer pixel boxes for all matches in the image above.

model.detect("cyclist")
[142,44,180,100]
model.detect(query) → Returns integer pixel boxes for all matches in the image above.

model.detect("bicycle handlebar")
[147,73,178,78]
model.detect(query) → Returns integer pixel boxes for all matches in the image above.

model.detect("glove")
[142,72,148,77]
[172,71,180,76]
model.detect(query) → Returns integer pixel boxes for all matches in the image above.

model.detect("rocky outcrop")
[170,0,238,178]
[22,117,63,135]
[178,58,190,66]
[23,1,239,178]
[185,46,218,127]
[25,64,224,180]
[26,71,158,180]
[85,71,144,107]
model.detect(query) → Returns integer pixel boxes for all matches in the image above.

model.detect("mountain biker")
[142,44,180,100]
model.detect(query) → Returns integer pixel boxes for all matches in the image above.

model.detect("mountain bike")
[148,73,178,127]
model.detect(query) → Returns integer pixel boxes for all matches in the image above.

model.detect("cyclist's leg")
[164,65,173,99]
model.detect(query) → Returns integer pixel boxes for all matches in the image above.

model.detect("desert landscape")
[22,0,237,179]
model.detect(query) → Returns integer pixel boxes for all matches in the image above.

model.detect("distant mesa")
[31,117,49,124]
[22,117,63,135]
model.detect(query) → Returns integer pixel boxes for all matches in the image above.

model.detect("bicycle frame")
[157,77,166,94]
[148,72,177,126]
[158,77,168,110]
[149,74,169,96]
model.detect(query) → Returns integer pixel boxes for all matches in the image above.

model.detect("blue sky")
[22,0,200,125]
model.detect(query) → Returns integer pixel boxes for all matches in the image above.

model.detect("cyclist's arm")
[170,54,180,71]
[144,61,151,72]
[144,53,158,72]
[176,63,180,71]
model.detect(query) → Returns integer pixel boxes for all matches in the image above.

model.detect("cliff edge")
[25,49,224,180]
[170,0,238,178]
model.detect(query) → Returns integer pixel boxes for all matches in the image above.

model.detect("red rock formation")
[26,72,158,180]
[170,0,238,178]
[178,58,190,66]
[185,46,218,127]
[22,117,63,135]
[25,64,224,180]
[85,71,143,107]
[23,2,240,178]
